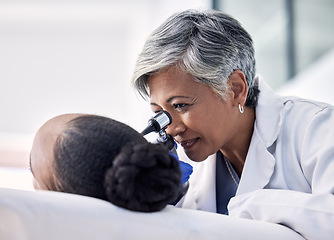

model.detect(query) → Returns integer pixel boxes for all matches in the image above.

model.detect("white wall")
[0,0,211,167]
[276,48,334,105]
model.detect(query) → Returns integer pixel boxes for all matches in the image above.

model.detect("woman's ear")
[228,70,248,107]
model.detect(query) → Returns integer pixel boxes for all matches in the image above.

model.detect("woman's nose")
[166,115,186,137]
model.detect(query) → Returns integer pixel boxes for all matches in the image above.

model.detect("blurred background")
[1,0,333,190]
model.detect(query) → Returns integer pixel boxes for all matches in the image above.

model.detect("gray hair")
[132,9,259,107]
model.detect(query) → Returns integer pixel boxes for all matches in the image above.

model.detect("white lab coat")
[176,76,334,240]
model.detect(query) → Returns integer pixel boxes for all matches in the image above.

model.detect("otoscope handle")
[163,134,176,151]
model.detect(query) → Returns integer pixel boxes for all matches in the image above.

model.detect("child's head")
[30,113,181,212]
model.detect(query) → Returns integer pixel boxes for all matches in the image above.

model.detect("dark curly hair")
[53,115,181,212]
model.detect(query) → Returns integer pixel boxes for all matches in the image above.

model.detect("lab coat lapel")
[179,154,217,212]
[236,128,276,195]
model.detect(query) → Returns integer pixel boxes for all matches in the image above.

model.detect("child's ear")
[228,70,248,107]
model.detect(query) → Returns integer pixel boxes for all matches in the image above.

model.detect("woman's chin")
[184,151,209,162]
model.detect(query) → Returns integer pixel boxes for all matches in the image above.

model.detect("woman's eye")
[173,103,188,110]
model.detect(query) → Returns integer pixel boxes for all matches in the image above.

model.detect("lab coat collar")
[254,75,284,147]
[237,76,285,195]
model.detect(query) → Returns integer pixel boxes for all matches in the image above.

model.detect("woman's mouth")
[180,138,198,149]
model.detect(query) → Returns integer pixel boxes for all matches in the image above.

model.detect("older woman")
[132,9,334,239]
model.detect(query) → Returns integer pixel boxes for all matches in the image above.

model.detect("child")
[30,113,181,212]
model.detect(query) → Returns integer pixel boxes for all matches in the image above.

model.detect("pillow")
[0,188,304,240]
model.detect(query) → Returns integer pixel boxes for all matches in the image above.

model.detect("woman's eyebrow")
[150,96,191,106]
[166,96,191,103]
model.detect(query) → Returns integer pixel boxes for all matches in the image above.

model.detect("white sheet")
[0,188,304,240]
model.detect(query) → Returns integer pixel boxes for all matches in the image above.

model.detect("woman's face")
[149,66,241,162]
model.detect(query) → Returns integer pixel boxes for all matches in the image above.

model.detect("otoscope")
[141,110,175,151]
[141,110,190,204]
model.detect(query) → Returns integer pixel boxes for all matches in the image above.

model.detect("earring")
[238,104,244,114]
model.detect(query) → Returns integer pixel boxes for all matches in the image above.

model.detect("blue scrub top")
[216,151,240,215]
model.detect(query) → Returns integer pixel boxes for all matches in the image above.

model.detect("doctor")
[132,9,334,240]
